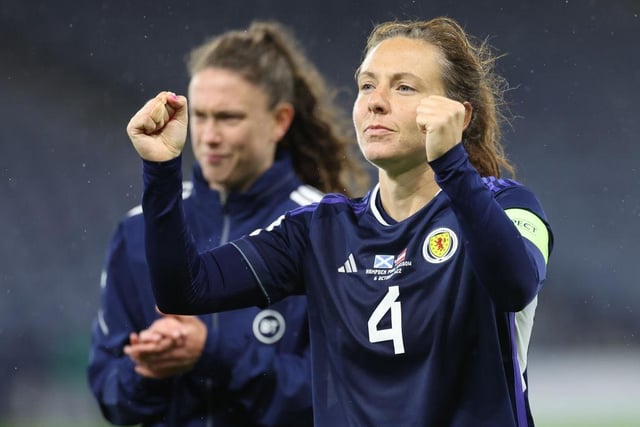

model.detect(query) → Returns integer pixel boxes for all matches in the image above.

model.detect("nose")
[367,88,390,114]
[200,119,222,144]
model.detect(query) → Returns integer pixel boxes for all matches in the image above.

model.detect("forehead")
[358,37,443,80]
[188,67,268,106]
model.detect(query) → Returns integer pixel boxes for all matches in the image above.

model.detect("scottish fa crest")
[423,227,458,263]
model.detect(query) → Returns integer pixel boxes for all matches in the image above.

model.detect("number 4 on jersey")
[367,285,405,354]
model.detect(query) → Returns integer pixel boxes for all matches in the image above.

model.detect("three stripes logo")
[338,253,358,273]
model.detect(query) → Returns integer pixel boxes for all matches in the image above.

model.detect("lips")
[205,153,228,163]
[364,124,393,136]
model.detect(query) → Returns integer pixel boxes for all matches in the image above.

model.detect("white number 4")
[367,285,405,354]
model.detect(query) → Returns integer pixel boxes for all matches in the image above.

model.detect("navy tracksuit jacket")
[88,155,318,426]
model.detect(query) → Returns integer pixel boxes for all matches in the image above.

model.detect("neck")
[377,166,440,222]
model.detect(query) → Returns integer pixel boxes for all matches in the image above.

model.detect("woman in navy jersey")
[126,17,553,427]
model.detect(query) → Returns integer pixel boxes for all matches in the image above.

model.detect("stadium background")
[1,0,638,425]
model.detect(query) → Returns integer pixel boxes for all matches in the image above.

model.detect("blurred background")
[1,0,639,426]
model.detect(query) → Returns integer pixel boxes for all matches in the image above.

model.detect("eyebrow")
[355,70,422,82]
[190,108,247,119]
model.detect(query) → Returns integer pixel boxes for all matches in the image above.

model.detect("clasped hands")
[124,310,207,379]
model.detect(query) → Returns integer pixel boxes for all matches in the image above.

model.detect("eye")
[358,82,374,92]
[192,111,206,121]
[219,113,243,123]
[397,84,415,93]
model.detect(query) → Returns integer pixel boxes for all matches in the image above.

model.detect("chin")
[201,170,223,186]
[361,156,389,171]
[363,147,392,165]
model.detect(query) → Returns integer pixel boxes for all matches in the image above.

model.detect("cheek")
[190,129,199,147]
[190,123,202,143]
[352,98,366,125]
[400,109,421,134]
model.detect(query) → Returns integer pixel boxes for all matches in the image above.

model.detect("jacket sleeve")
[430,144,553,312]
[190,298,313,426]
[87,221,173,425]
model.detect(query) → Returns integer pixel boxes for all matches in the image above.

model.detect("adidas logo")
[338,253,358,273]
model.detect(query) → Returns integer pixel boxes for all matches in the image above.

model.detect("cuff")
[428,143,467,179]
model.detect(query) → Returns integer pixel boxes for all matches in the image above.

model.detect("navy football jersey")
[143,145,553,427]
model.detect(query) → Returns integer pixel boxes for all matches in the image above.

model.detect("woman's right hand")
[126,91,188,162]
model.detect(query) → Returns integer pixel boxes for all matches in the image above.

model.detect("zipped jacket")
[88,155,318,426]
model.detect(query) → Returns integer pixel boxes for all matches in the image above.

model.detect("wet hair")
[187,21,368,195]
[362,17,515,178]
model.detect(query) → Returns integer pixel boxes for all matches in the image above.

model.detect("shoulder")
[289,184,324,207]
[285,185,348,215]
[287,191,367,220]
[119,181,193,229]
[481,176,524,194]
[482,176,549,222]
[482,176,535,204]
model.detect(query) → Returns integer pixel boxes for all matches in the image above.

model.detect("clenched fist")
[416,95,472,162]
[126,91,189,162]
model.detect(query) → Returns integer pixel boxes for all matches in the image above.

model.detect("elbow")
[151,287,179,313]
[155,299,176,314]
[492,273,540,312]
[154,287,208,315]
[490,247,544,312]
[149,275,195,314]
[498,284,538,312]
[155,298,195,315]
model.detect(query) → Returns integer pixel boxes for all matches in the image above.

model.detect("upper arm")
[233,208,313,302]
[504,208,550,264]
[495,185,553,263]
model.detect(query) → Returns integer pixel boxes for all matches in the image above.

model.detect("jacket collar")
[190,151,300,210]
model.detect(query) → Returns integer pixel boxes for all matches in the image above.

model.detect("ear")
[271,102,295,143]
[462,101,473,130]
